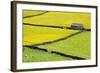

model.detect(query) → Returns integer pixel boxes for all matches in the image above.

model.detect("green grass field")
[23,47,73,62]
[38,31,91,59]
[22,10,91,62]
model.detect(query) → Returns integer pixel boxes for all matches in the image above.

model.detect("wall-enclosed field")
[23,11,91,29]
[23,25,79,45]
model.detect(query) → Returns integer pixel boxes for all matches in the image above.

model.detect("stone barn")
[71,23,84,30]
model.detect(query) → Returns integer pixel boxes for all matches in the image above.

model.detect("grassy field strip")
[23,47,73,62]
[38,31,91,59]
[23,25,79,45]
[23,10,48,18]
[23,12,91,29]
[24,46,86,60]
